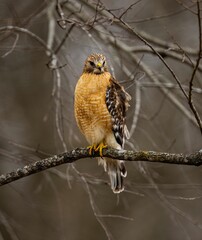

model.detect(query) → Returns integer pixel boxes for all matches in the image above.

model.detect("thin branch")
[0,148,202,187]
[46,1,56,55]
[1,33,19,58]
[188,1,202,134]
[54,24,75,54]
[127,2,197,23]
[127,45,202,72]
[56,0,68,29]
[95,214,134,221]
[88,0,101,29]
[175,0,197,15]
[0,26,53,56]
[140,82,202,94]
[119,0,141,19]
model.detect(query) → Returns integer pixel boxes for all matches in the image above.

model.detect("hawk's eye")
[89,61,95,67]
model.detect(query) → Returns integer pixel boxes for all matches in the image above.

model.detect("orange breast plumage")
[74,72,112,145]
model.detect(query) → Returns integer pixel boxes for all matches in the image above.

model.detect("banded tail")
[98,158,127,193]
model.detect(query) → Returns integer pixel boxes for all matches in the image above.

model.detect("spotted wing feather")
[106,78,131,148]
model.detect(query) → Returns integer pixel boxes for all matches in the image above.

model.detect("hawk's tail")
[98,158,127,193]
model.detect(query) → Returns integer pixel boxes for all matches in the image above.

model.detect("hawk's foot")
[87,144,97,155]
[95,142,107,157]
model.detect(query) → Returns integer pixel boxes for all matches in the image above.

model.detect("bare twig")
[95,214,134,221]
[119,1,141,19]
[46,1,56,56]
[140,82,202,94]
[127,45,202,72]
[1,33,19,58]
[0,26,53,56]
[56,0,68,29]
[0,147,202,187]
[127,2,197,23]
[88,0,101,28]
[175,0,197,15]
[54,24,75,54]
[188,1,202,134]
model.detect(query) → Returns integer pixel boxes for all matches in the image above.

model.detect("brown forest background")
[0,0,202,239]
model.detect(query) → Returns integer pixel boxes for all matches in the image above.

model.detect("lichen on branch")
[0,148,202,187]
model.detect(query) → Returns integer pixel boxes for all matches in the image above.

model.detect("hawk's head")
[83,53,108,74]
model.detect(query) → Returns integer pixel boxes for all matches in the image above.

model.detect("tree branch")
[0,148,202,187]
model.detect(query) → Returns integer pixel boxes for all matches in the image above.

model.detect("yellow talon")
[87,144,97,155]
[95,142,107,157]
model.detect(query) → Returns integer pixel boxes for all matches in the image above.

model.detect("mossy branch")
[0,147,202,187]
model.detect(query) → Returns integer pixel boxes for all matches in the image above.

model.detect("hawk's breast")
[74,72,112,144]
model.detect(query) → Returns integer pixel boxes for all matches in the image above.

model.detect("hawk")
[74,53,131,193]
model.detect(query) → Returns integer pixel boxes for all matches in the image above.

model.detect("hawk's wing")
[106,77,131,148]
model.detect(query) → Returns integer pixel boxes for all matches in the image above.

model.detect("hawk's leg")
[87,144,98,155]
[95,142,107,157]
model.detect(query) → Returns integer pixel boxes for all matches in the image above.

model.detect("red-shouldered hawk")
[74,53,131,193]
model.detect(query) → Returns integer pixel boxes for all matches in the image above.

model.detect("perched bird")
[74,53,131,193]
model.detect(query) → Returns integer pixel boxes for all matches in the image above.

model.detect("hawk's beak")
[97,62,102,68]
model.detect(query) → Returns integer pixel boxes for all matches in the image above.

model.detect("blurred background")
[0,0,202,239]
